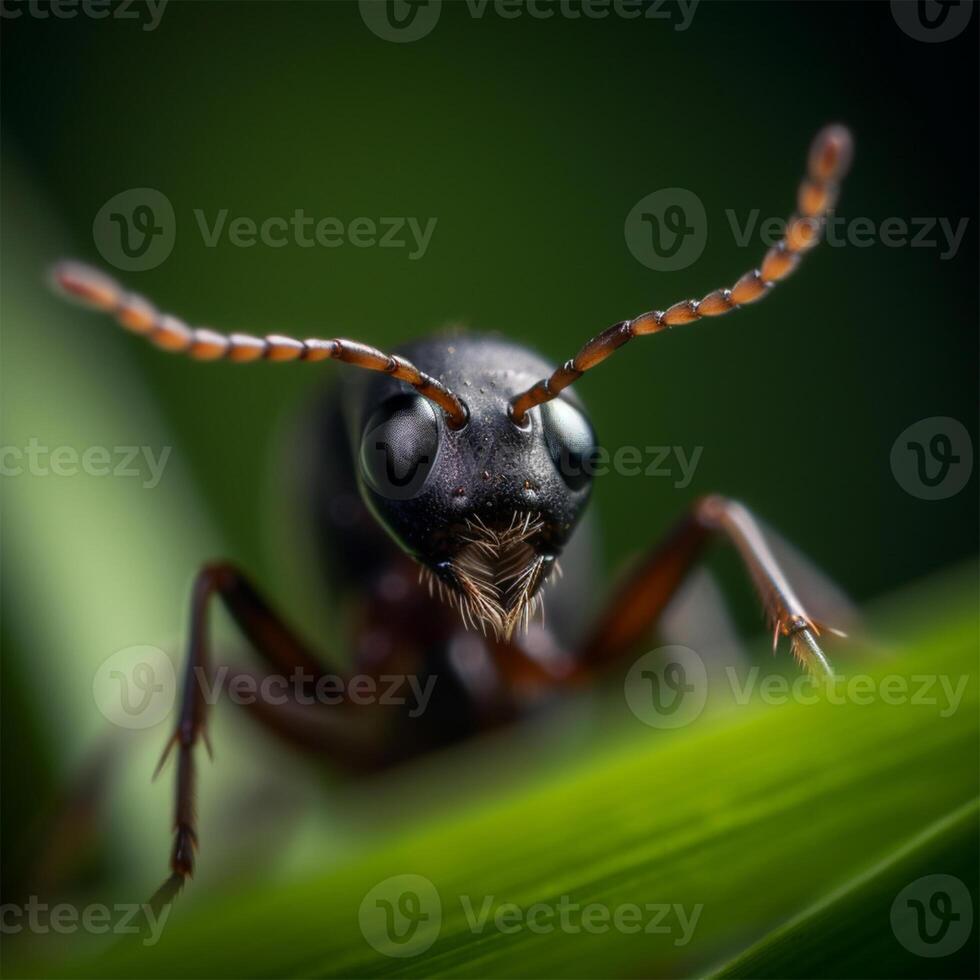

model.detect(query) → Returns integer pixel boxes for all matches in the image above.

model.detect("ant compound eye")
[541,399,597,492]
[360,394,439,501]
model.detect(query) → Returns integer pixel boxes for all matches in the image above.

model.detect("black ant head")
[350,334,597,639]
[53,126,852,639]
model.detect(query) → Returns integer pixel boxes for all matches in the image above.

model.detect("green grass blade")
[27,566,973,980]
[713,799,979,978]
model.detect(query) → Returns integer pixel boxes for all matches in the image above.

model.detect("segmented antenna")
[509,125,854,424]
[50,262,469,429]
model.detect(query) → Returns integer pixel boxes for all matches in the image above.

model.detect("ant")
[51,124,853,906]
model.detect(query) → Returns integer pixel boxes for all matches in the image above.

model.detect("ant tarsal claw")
[148,872,186,916]
[788,624,834,679]
[152,733,179,781]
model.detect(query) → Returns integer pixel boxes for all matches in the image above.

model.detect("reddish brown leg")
[151,562,384,909]
[579,495,836,676]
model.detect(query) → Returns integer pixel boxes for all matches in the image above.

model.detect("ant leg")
[152,561,385,909]
[235,668,389,768]
[578,495,839,677]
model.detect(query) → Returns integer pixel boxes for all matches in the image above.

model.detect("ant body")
[52,124,853,904]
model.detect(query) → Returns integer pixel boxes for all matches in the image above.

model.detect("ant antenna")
[50,261,469,430]
[509,125,854,424]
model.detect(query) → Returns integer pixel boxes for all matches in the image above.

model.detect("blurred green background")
[1,0,977,975]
